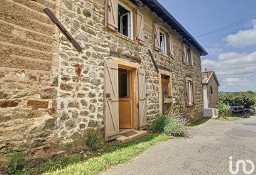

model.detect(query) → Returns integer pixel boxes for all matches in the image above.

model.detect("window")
[118,4,132,38]
[160,31,167,54]
[118,69,130,97]
[182,44,192,66]
[210,86,213,94]
[185,78,194,106]
[106,0,144,41]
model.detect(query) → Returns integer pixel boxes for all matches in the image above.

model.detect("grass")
[189,117,211,127]
[218,116,240,121]
[42,134,169,175]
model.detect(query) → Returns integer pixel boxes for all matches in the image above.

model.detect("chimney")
[205,68,207,72]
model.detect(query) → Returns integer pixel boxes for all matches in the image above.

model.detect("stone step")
[116,130,148,143]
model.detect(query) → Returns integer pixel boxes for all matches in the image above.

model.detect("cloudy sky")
[158,0,256,92]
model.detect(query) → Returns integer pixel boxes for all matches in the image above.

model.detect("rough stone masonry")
[0,0,206,159]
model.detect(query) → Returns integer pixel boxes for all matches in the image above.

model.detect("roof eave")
[142,0,208,56]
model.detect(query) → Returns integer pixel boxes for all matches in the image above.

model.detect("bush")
[86,129,104,151]
[150,115,187,137]
[7,151,27,175]
[150,115,169,133]
[219,92,255,108]
[216,101,231,117]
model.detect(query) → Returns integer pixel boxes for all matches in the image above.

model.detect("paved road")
[102,116,256,175]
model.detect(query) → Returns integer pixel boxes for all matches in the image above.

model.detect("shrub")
[150,115,170,133]
[86,129,104,151]
[216,101,231,117]
[164,117,187,137]
[150,115,187,137]
[7,151,27,175]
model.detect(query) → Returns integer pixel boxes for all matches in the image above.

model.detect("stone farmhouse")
[0,0,207,157]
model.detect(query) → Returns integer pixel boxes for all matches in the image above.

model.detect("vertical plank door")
[138,68,147,128]
[104,60,119,138]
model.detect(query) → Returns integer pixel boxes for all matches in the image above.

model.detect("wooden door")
[138,68,147,129]
[161,75,172,114]
[119,69,132,129]
[104,60,119,138]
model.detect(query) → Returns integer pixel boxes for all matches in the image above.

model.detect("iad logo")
[229,156,255,175]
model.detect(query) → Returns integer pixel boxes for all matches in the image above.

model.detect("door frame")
[159,69,173,115]
[112,57,140,130]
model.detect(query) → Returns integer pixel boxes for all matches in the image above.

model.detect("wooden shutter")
[191,53,194,66]
[167,77,172,97]
[191,80,195,105]
[136,10,145,42]
[105,0,118,30]
[182,44,185,63]
[168,34,174,56]
[104,60,119,138]
[138,68,147,129]
[184,79,188,107]
[154,24,160,51]
[188,49,192,66]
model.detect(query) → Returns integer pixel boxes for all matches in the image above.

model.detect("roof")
[140,0,208,56]
[202,71,220,86]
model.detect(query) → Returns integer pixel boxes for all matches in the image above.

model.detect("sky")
[157,0,256,92]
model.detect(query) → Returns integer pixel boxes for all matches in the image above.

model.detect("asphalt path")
[102,116,256,175]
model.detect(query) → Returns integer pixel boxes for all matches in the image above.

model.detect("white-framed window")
[118,3,133,38]
[186,78,194,106]
[160,31,167,54]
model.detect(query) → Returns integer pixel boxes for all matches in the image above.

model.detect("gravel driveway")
[102,116,256,175]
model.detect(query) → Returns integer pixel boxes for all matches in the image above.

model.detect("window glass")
[118,69,130,98]
[118,4,131,38]
[160,31,166,54]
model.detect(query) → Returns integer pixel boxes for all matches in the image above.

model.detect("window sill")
[159,52,172,59]
[187,103,194,108]
[114,32,138,45]
[183,63,194,67]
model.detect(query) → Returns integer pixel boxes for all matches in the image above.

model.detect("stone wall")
[0,0,60,158]
[56,0,204,142]
[0,0,204,158]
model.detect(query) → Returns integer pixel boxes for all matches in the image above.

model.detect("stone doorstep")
[116,130,148,143]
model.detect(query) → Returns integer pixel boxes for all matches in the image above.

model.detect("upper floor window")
[118,4,132,38]
[105,0,144,41]
[182,44,193,66]
[160,31,167,54]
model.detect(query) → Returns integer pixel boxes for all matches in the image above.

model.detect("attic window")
[118,4,132,38]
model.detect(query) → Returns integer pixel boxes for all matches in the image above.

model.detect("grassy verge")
[189,117,211,127]
[43,134,169,175]
[218,116,239,121]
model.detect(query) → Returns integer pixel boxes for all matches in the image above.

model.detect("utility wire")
[217,71,256,75]
[196,13,256,38]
